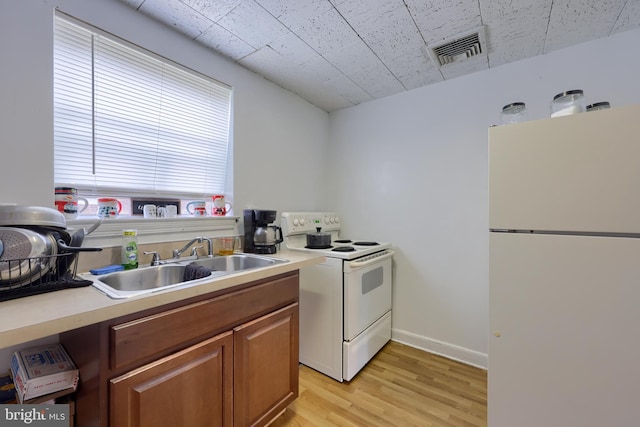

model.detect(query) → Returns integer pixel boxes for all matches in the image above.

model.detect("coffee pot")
[243,209,283,254]
[253,225,283,250]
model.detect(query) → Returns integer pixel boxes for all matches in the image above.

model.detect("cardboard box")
[10,344,78,403]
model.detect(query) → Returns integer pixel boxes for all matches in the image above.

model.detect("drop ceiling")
[120,0,640,112]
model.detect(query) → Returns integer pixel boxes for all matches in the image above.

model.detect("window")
[53,14,232,204]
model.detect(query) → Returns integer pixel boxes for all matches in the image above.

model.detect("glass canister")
[586,102,611,112]
[500,102,527,125]
[551,90,585,117]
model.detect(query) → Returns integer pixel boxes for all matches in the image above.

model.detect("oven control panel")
[281,212,341,235]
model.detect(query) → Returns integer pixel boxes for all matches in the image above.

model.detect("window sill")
[68,216,239,248]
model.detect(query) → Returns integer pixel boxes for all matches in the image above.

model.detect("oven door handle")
[346,249,394,269]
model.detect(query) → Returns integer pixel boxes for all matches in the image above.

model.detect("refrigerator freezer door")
[489,232,640,427]
[489,104,640,234]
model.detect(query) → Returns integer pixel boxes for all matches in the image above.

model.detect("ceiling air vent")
[425,26,487,68]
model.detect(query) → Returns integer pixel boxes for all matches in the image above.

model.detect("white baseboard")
[391,328,487,370]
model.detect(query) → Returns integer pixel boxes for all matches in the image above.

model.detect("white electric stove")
[281,212,393,382]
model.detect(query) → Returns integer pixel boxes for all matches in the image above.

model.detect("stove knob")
[334,216,340,224]
[324,216,330,225]
[299,218,305,226]
[293,218,299,226]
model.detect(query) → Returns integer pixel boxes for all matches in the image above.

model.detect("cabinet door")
[233,303,299,427]
[110,331,233,427]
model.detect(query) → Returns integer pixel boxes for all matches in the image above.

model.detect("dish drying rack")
[0,252,92,302]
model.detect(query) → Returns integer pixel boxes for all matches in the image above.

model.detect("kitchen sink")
[97,264,194,292]
[89,254,288,299]
[190,254,286,272]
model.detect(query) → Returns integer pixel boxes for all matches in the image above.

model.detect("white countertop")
[0,250,324,348]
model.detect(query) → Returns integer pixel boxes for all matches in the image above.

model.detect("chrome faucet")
[202,237,213,257]
[173,237,203,259]
[144,251,162,266]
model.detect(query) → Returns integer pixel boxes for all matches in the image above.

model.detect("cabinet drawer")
[110,272,298,370]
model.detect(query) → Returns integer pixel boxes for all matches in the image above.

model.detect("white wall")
[328,28,640,367]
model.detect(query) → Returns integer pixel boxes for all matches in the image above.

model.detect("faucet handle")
[144,251,161,266]
[190,246,203,257]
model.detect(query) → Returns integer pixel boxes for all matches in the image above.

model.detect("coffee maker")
[243,209,283,254]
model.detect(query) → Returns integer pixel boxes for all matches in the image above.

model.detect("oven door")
[343,249,393,341]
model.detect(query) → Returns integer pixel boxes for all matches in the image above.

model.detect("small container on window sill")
[500,102,527,125]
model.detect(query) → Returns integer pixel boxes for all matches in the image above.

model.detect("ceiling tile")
[352,6,425,65]
[238,45,293,80]
[322,39,382,76]
[292,85,354,111]
[138,0,214,39]
[333,0,402,29]
[545,0,628,53]
[296,55,344,82]
[486,38,545,68]
[254,0,335,30]
[217,0,289,49]
[241,49,354,111]
[480,0,551,66]
[612,1,640,33]
[346,62,404,99]
[267,31,319,65]
[240,50,344,98]
[120,0,144,8]
[294,7,361,56]
[180,0,241,22]
[323,74,374,104]
[195,22,256,60]
[405,0,482,45]
[386,51,443,90]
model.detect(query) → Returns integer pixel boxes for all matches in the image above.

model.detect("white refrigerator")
[489,104,640,427]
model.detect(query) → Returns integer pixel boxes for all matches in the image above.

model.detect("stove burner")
[332,246,356,252]
[353,241,379,246]
[305,245,333,249]
[334,239,352,244]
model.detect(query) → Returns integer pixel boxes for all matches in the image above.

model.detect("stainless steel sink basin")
[90,253,288,299]
[191,254,286,272]
[98,264,194,292]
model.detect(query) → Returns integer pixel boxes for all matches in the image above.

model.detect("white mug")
[157,207,167,218]
[54,187,89,220]
[143,204,157,218]
[166,205,178,218]
[186,201,207,217]
[97,198,122,218]
[212,194,232,216]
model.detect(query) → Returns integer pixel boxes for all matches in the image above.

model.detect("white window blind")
[53,15,232,198]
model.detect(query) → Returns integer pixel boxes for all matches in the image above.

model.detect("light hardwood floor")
[270,341,487,427]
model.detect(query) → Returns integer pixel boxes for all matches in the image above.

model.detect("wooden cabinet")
[110,332,234,427]
[61,271,299,427]
[234,304,298,427]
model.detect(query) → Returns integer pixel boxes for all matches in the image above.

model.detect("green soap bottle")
[122,229,138,270]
